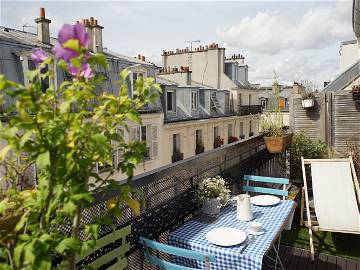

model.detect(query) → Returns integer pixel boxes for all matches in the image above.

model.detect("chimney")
[238,54,245,65]
[82,19,93,51]
[92,18,104,52]
[34,7,51,44]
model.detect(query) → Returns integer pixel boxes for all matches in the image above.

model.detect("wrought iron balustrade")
[237,105,263,116]
[57,135,283,269]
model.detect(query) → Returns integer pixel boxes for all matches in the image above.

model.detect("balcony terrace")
[237,105,263,116]
[58,135,359,269]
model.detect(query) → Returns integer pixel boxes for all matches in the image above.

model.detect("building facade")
[0,9,262,181]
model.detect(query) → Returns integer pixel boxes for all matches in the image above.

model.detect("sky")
[0,0,355,87]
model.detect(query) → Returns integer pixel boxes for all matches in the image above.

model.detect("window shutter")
[130,127,139,142]
[151,126,158,159]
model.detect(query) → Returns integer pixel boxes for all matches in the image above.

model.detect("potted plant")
[240,135,245,140]
[214,136,224,148]
[261,75,293,153]
[228,136,239,144]
[195,141,205,155]
[197,176,230,216]
[249,132,254,137]
[172,150,184,163]
[301,91,315,108]
[351,84,360,103]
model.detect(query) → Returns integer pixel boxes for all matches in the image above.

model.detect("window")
[214,126,219,139]
[249,120,253,136]
[225,93,230,112]
[238,93,242,106]
[191,91,198,110]
[172,133,180,154]
[239,122,244,138]
[195,129,202,146]
[129,125,158,160]
[228,124,233,137]
[133,72,144,88]
[167,91,176,112]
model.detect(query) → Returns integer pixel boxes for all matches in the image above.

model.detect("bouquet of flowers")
[197,176,230,205]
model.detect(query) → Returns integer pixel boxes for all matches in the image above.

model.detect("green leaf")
[55,237,81,254]
[0,145,12,160]
[62,39,80,52]
[13,243,25,266]
[125,112,140,124]
[89,53,108,68]
[63,201,77,215]
[120,69,130,80]
[20,131,32,147]
[0,198,9,215]
[36,151,50,169]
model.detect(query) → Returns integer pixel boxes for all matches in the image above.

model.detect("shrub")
[214,136,224,148]
[228,136,239,143]
[289,132,327,180]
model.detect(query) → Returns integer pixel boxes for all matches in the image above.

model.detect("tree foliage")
[0,24,160,270]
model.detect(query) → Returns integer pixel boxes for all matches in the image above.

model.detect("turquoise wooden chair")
[139,237,216,270]
[243,175,289,200]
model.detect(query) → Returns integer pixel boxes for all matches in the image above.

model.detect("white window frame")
[166,90,176,112]
[129,125,158,160]
[191,90,198,110]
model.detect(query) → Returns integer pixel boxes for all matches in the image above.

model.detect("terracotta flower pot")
[264,133,293,153]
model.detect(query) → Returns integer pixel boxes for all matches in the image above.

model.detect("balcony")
[237,105,263,116]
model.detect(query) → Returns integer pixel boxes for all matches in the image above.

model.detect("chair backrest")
[302,157,360,233]
[243,175,289,199]
[139,237,216,270]
[58,225,131,269]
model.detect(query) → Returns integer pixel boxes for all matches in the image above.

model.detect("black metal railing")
[237,105,263,116]
[61,135,284,269]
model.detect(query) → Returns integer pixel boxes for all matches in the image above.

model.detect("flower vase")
[201,198,221,216]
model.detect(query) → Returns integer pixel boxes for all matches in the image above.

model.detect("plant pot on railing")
[172,151,184,163]
[301,99,314,108]
[301,92,315,109]
[195,144,205,155]
[213,136,224,148]
[263,133,293,153]
[228,136,239,144]
[351,85,360,103]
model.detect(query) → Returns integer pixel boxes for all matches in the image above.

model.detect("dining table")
[168,199,296,270]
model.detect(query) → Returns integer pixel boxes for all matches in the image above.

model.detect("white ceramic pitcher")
[236,194,253,221]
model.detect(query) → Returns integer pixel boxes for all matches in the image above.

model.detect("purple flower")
[31,48,47,65]
[52,23,89,62]
[68,63,94,79]
[58,23,89,47]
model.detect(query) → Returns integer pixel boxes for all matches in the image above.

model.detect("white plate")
[250,195,280,206]
[206,227,246,246]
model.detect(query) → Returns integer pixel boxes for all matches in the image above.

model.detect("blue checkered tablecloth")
[168,200,295,270]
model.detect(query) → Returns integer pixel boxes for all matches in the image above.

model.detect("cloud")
[218,2,353,55]
[246,52,339,88]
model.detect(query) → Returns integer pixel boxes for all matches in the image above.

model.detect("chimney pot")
[94,19,98,26]
[90,17,95,25]
[141,56,145,61]
[40,7,45,18]
[138,54,141,60]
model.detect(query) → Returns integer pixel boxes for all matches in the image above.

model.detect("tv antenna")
[185,40,200,51]
[22,23,35,32]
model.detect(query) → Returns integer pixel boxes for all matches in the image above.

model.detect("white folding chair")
[301,157,360,260]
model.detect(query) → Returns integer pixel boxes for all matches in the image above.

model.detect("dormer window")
[191,90,198,110]
[166,90,176,112]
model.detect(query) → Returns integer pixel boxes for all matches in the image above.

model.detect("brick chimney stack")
[34,7,51,44]
[92,18,103,52]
